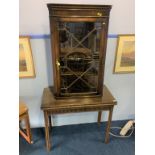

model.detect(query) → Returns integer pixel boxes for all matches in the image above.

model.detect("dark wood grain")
[41,85,116,111]
[43,4,115,151]
[47,4,112,18]
[105,107,114,143]
[47,4,112,98]
[44,111,51,151]
[41,85,117,151]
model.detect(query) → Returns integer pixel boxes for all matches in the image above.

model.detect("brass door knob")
[56,60,60,67]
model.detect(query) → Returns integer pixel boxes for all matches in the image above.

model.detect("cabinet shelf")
[60,58,99,61]
[61,73,98,76]
[60,66,98,76]
[60,71,98,76]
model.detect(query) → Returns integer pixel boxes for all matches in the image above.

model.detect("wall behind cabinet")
[19,0,135,127]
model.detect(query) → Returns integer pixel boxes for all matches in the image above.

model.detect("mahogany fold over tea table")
[41,85,117,151]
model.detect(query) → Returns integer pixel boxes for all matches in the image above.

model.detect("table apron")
[43,106,113,115]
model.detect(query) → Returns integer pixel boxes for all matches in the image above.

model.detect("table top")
[41,85,116,112]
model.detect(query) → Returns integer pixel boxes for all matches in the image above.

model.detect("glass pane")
[58,22,101,96]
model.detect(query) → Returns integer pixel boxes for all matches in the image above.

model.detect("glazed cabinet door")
[52,18,108,97]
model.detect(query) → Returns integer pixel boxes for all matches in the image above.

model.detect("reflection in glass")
[58,22,102,96]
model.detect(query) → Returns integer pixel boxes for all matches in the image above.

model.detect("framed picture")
[113,35,135,73]
[19,36,35,78]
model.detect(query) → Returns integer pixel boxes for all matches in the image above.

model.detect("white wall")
[19,0,135,34]
[19,0,135,127]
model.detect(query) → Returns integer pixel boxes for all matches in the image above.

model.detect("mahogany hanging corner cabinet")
[47,4,112,98]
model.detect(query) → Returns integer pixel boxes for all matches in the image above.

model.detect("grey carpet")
[19,120,135,155]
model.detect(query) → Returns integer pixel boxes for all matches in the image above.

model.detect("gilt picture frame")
[113,35,135,73]
[19,36,35,78]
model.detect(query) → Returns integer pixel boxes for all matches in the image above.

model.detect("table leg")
[49,115,52,130]
[44,111,51,151]
[98,111,102,126]
[105,107,113,143]
[25,111,33,144]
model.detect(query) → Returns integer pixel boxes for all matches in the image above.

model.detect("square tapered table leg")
[44,111,51,151]
[105,107,113,143]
